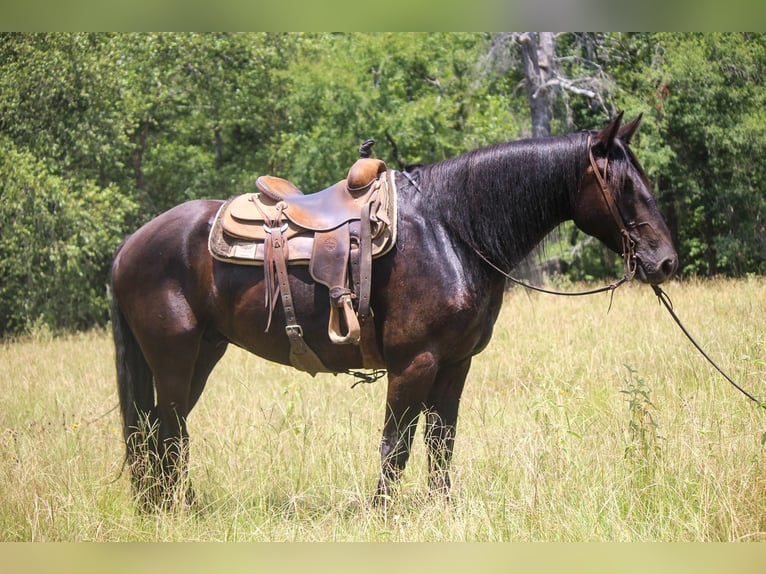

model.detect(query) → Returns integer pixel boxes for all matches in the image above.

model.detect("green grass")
[1,277,765,541]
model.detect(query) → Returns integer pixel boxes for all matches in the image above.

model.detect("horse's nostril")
[661,256,678,277]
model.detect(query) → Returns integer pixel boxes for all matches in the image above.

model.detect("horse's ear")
[592,111,624,152]
[618,113,643,144]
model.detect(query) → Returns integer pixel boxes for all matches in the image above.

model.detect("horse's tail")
[110,244,154,459]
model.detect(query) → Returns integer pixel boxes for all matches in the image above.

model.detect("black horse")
[110,113,677,509]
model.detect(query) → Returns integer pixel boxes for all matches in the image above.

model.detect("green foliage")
[0,139,137,334]
[621,33,766,276]
[1,32,765,335]
[267,33,521,190]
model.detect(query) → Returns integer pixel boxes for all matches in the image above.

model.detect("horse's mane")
[417,133,589,271]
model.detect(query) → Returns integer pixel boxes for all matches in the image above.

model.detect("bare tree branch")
[477,32,617,132]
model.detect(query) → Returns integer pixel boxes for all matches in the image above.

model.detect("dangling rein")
[480,248,764,408]
[474,141,765,409]
[651,285,764,408]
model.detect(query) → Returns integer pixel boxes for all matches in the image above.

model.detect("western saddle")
[208,153,397,375]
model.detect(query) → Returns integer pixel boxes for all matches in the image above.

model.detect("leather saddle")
[209,157,397,375]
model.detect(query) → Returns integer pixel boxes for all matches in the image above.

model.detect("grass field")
[1,277,765,541]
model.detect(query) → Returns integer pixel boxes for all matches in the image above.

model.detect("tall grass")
[1,278,764,541]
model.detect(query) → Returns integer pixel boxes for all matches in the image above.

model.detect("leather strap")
[268,220,328,376]
[587,136,637,280]
[351,203,385,369]
[652,284,765,408]
[359,315,385,369]
[357,196,374,321]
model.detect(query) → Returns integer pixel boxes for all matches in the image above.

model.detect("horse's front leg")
[375,352,438,504]
[424,358,471,497]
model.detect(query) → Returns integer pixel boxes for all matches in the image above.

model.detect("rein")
[473,249,629,298]
[480,250,765,408]
[652,284,765,408]
[473,135,637,300]
[468,139,764,409]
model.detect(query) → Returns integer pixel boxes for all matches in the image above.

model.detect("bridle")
[473,137,765,409]
[586,134,638,282]
[473,135,637,298]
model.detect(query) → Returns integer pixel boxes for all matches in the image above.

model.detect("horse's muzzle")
[636,252,678,285]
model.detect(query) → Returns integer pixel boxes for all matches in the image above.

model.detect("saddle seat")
[208,157,397,376]
[257,156,384,201]
[230,158,388,234]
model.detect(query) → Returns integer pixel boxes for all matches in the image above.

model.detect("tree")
[0,138,137,334]
[482,32,617,137]
[265,33,523,191]
[626,33,766,276]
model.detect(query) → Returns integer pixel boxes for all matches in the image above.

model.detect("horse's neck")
[426,135,582,272]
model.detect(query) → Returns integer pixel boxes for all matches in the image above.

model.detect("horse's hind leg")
[188,335,229,412]
[144,334,228,510]
[423,358,471,497]
[137,330,207,510]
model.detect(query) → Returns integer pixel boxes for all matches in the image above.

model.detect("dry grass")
[1,277,765,541]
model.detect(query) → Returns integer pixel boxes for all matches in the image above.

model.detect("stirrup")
[328,294,361,344]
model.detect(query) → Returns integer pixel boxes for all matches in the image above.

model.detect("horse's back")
[111,200,223,321]
[114,199,220,270]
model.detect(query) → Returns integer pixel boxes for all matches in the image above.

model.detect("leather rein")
[470,138,765,409]
[473,135,637,298]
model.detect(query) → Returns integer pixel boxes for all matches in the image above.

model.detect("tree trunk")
[518,32,556,138]
[214,126,224,171]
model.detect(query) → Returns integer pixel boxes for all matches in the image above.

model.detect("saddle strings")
[261,201,287,333]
